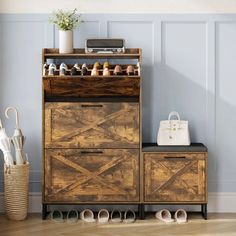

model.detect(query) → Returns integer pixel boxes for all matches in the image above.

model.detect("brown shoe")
[71,63,80,76]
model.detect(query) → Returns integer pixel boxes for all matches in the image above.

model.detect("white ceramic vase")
[59,30,73,54]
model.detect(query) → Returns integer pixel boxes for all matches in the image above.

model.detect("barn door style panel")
[144,153,206,202]
[44,149,139,202]
[45,102,139,149]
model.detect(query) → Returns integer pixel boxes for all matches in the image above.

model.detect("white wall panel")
[108,21,156,142]
[160,22,207,143]
[215,22,236,191]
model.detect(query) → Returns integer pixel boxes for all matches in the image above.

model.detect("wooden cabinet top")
[142,143,207,153]
[42,48,142,60]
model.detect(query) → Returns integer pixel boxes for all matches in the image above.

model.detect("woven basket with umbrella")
[0,107,29,221]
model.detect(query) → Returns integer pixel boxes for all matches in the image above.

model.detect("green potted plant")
[49,8,81,53]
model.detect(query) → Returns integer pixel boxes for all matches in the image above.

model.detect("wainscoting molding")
[1,14,236,207]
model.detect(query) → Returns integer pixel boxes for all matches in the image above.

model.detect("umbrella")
[5,107,26,165]
[0,118,14,165]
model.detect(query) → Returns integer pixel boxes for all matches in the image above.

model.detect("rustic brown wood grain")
[43,48,141,59]
[144,153,207,202]
[44,149,139,202]
[43,77,140,98]
[45,102,139,149]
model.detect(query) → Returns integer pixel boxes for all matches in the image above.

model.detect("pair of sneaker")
[155,209,187,223]
[80,209,136,223]
[46,63,69,76]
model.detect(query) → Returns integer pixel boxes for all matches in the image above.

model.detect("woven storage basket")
[4,163,29,220]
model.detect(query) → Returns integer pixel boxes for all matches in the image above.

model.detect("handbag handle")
[168,111,180,122]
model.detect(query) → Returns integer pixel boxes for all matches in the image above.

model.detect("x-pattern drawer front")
[45,102,139,148]
[144,153,207,202]
[45,149,140,202]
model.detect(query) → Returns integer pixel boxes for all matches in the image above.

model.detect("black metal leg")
[42,204,47,220]
[201,204,207,220]
[204,204,207,220]
[138,204,145,220]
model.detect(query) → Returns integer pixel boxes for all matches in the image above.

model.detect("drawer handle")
[81,104,103,108]
[80,151,103,154]
[164,156,186,159]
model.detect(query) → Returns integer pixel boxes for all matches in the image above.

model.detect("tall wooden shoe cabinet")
[42,48,208,220]
[42,49,142,219]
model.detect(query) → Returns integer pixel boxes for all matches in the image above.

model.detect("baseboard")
[0,192,236,213]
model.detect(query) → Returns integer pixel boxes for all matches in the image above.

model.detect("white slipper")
[174,209,187,223]
[155,209,174,223]
[80,209,96,223]
[98,209,109,223]
[123,209,136,223]
[111,209,122,223]
[51,210,64,223]
[66,209,79,224]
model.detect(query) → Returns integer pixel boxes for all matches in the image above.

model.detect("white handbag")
[157,111,190,146]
